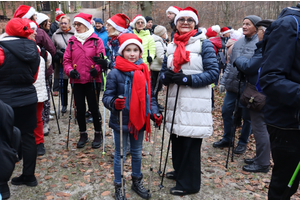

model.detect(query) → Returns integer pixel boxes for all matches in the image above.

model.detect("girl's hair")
[40,20,49,31]
[59,15,71,24]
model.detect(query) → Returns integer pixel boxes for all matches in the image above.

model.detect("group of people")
[1,3,300,200]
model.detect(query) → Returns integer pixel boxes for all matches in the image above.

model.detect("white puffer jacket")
[150,34,167,71]
[166,33,213,138]
[33,46,52,102]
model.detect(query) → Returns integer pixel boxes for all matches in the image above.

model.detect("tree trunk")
[1,2,6,16]
[140,1,152,17]
[11,2,16,14]
[36,1,41,12]
[50,1,59,22]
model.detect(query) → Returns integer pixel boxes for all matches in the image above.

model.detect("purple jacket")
[63,33,105,84]
[36,28,56,76]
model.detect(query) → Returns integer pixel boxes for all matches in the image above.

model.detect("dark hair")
[40,20,49,31]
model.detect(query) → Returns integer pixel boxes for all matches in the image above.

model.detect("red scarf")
[114,56,151,141]
[173,29,198,73]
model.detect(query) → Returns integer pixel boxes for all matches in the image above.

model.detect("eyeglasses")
[60,22,68,25]
[136,21,145,25]
[177,18,195,25]
[73,23,82,27]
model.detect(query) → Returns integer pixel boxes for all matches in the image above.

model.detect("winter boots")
[114,181,127,200]
[92,131,102,149]
[76,132,89,148]
[131,174,151,199]
[11,174,38,186]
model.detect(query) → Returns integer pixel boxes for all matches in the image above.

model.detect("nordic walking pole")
[66,64,77,149]
[58,65,62,119]
[102,71,107,155]
[157,85,169,175]
[118,95,125,199]
[281,162,300,200]
[159,76,181,189]
[147,113,161,199]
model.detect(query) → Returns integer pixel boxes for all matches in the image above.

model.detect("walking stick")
[225,72,243,168]
[118,95,125,199]
[58,64,63,119]
[102,71,107,155]
[159,83,180,189]
[281,162,300,200]
[147,113,161,199]
[66,64,77,149]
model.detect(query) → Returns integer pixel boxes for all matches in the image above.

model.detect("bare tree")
[1,1,6,16]
[140,1,152,17]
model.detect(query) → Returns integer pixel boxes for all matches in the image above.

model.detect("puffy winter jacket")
[0,36,40,108]
[260,7,300,129]
[133,29,156,69]
[220,34,258,93]
[63,33,105,84]
[150,34,167,71]
[160,31,219,138]
[102,58,159,132]
[94,26,109,55]
[52,27,75,79]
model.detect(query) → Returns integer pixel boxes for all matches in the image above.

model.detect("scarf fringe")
[127,114,151,142]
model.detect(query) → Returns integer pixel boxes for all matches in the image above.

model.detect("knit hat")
[244,15,262,28]
[93,18,103,24]
[13,5,36,19]
[5,18,34,38]
[220,27,231,35]
[154,25,167,37]
[74,13,93,29]
[118,33,143,55]
[130,14,147,28]
[55,8,65,22]
[107,13,131,32]
[36,13,50,25]
[174,6,199,25]
[166,6,182,15]
[206,25,221,38]
[256,19,274,28]
[145,16,152,22]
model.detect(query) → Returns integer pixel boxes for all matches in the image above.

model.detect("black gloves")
[90,68,98,77]
[147,56,153,64]
[172,73,192,86]
[161,70,175,86]
[93,56,110,72]
[70,70,80,79]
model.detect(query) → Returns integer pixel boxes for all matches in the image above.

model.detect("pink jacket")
[63,33,105,84]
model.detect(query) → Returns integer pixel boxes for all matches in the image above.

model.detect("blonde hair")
[59,15,71,24]
[107,24,120,37]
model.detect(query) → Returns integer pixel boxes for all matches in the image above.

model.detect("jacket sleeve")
[149,36,156,60]
[191,39,219,87]
[41,30,56,56]
[63,41,73,77]
[150,86,159,115]
[159,55,168,82]
[260,17,300,108]
[95,38,106,73]
[155,41,165,64]
[235,52,261,76]
[102,69,119,115]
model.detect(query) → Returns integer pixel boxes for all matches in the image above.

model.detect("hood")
[56,26,76,34]
[209,37,223,50]
[278,6,300,19]
[133,29,151,37]
[0,36,39,62]
[0,100,14,143]
[152,34,163,42]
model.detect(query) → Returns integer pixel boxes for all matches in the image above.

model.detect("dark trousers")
[267,125,300,200]
[151,70,162,101]
[59,79,68,106]
[73,83,101,132]
[171,134,202,192]
[13,103,37,176]
[53,78,59,92]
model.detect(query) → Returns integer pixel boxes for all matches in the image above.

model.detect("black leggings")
[59,79,68,106]
[73,83,101,132]
[151,70,162,101]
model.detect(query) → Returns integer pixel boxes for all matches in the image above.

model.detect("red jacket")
[209,37,223,55]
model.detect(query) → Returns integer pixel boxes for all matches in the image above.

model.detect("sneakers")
[50,110,55,115]
[77,132,89,148]
[11,174,38,187]
[166,171,176,180]
[49,115,54,120]
[43,123,49,136]
[114,182,127,200]
[170,186,199,196]
[131,174,150,199]
[0,183,10,199]
[92,131,102,149]
[37,143,46,156]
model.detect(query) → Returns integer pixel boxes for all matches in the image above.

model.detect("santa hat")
[107,13,131,33]
[5,18,34,38]
[205,25,221,38]
[28,20,37,31]
[55,8,65,22]
[74,13,93,29]
[36,13,50,25]
[220,27,231,35]
[130,14,146,28]
[174,6,199,25]
[13,5,36,19]
[118,33,143,55]
[166,6,182,15]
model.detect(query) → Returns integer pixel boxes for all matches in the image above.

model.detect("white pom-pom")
[212,25,220,33]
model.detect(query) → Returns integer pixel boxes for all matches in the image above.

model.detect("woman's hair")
[108,25,120,37]
[59,15,71,24]
[40,20,49,31]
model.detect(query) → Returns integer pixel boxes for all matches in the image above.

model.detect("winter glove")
[90,68,98,78]
[161,70,175,86]
[154,114,163,127]
[70,70,80,79]
[114,97,126,111]
[219,84,225,94]
[172,73,192,86]
[147,56,153,64]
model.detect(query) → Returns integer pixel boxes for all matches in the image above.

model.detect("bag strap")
[60,33,68,46]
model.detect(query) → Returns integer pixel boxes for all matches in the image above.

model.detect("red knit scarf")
[173,29,198,73]
[114,56,151,141]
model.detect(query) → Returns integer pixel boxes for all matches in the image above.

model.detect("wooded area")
[0,1,298,29]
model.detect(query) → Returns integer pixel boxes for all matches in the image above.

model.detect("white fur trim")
[166,6,179,15]
[174,10,198,25]
[22,7,36,19]
[132,16,146,28]
[107,19,125,32]
[29,22,37,30]
[74,17,92,30]
[221,29,231,34]
[211,25,220,33]
[118,39,144,55]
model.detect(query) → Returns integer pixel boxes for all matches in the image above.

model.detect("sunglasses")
[177,18,195,25]
[136,21,145,25]
[60,22,68,25]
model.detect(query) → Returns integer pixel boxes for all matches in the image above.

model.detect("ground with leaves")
[8,87,300,200]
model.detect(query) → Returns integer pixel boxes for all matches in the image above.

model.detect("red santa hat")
[166,6,182,15]
[220,27,231,35]
[205,25,221,38]
[174,6,199,25]
[13,5,36,19]
[118,33,143,55]
[74,13,93,29]
[55,8,65,22]
[130,14,147,28]
[5,18,34,38]
[107,13,131,33]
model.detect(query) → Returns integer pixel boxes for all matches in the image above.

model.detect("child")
[102,33,162,200]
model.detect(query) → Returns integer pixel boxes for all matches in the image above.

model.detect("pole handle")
[73,64,77,70]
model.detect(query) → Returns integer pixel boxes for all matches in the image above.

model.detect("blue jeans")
[113,129,144,184]
[221,91,252,145]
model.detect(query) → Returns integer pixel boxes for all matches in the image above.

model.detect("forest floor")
[8,85,300,200]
